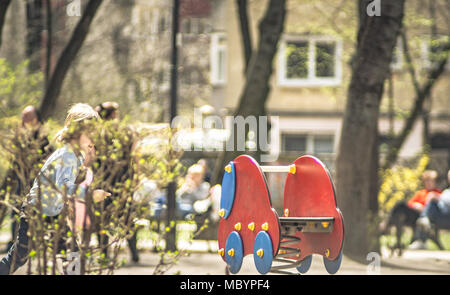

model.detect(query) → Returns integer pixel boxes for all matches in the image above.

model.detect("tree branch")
[236,0,252,72]
[0,0,12,49]
[400,29,420,94]
[39,0,104,120]
[45,0,52,88]
[382,37,450,170]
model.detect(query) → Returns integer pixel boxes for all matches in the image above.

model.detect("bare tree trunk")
[0,0,11,48]
[44,0,52,88]
[336,0,405,259]
[39,0,104,120]
[26,0,44,72]
[211,0,286,185]
[236,0,252,72]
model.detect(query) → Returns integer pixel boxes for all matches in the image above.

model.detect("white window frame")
[278,35,342,87]
[281,132,335,154]
[210,32,227,86]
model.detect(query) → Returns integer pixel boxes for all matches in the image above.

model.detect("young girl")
[0,103,109,275]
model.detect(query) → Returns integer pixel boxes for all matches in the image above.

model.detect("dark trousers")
[0,216,76,275]
[422,200,450,229]
[98,231,139,263]
[6,210,19,250]
[0,217,29,275]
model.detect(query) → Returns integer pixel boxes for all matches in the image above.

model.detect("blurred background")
[0,0,449,270]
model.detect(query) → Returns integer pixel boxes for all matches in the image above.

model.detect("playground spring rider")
[217,155,344,274]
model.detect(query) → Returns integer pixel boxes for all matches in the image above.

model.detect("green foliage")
[378,153,430,214]
[0,58,43,119]
[0,116,189,274]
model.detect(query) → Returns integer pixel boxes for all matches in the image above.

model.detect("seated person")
[176,164,210,219]
[380,170,441,250]
[133,178,165,218]
[408,170,442,250]
[407,170,441,212]
[416,170,450,235]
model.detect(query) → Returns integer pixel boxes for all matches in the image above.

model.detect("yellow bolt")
[284,208,289,217]
[325,249,330,258]
[224,164,232,173]
[322,222,330,228]
[218,209,225,218]
[234,222,242,231]
[289,164,296,174]
[248,222,255,231]
[228,249,235,257]
[256,249,264,258]
[218,248,225,256]
[261,222,269,231]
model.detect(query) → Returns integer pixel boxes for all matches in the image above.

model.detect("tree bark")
[39,0,104,121]
[211,0,286,185]
[26,0,44,72]
[336,0,405,259]
[236,0,252,72]
[0,0,11,49]
[44,0,52,88]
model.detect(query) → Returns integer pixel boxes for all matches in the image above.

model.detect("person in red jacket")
[380,170,442,251]
[407,170,441,211]
[407,170,441,249]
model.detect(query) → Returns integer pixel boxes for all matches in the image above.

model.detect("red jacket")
[407,189,442,209]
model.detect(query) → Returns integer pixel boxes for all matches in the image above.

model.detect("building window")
[282,133,334,154]
[278,36,342,87]
[181,17,210,35]
[313,135,334,154]
[282,134,307,152]
[421,35,450,71]
[210,33,227,85]
[431,132,450,150]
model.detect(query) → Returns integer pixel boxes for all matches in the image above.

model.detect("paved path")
[4,233,450,275]
[113,242,450,275]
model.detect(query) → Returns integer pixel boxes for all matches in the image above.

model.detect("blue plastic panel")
[296,255,313,274]
[225,231,244,274]
[323,251,343,275]
[220,161,236,219]
[253,231,274,274]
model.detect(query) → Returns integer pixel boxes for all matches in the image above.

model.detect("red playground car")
[217,155,344,275]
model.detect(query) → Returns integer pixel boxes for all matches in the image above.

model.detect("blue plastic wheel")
[296,255,313,274]
[225,231,244,274]
[323,251,343,275]
[220,161,236,219]
[253,231,274,274]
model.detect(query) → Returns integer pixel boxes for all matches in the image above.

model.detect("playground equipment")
[217,155,344,275]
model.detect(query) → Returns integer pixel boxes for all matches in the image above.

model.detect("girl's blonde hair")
[56,103,99,142]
